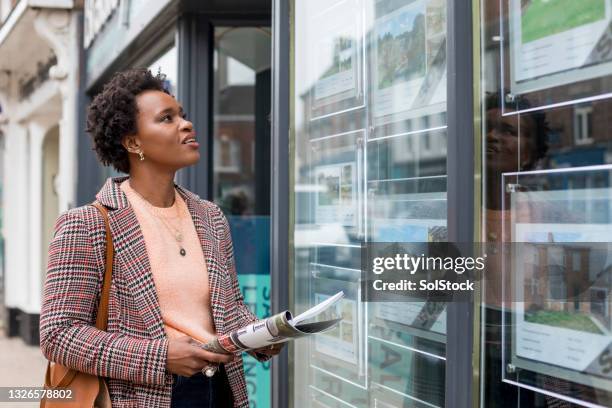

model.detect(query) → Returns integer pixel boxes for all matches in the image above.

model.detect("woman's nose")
[486,129,500,143]
[180,118,193,131]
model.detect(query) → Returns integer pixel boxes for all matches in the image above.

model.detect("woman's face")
[126,90,200,171]
[485,107,535,174]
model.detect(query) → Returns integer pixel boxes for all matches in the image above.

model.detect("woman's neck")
[127,169,176,208]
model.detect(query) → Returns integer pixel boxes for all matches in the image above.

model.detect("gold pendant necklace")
[129,182,187,256]
[156,214,187,256]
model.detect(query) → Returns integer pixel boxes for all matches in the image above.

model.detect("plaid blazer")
[40,176,263,408]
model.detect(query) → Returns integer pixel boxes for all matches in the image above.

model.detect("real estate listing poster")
[310,273,367,387]
[314,162,357,226]
[309,0,365,119]
[311,130,363,228]
[373,301,446,335]
[314,292,360,364]
[509,0,612,94]
[372,0,446,132]
[511,221,612,388]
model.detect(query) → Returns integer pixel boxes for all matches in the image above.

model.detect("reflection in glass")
[213,27,271,216]
[481,1,612,406]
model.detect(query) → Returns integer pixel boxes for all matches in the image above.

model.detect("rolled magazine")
[199,291,344,376]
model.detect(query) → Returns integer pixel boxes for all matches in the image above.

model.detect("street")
[0,332,47,408]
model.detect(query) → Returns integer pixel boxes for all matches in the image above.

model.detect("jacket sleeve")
[217,207,272,362]
[39,210,169,386]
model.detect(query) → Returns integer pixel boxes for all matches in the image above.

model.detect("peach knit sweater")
[121,180,215,343]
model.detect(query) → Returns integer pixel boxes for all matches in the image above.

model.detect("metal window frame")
[176,14,214,197]
[271,1,291,408]
[445,1,476,408]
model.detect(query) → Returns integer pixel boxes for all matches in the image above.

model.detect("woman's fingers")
[186,337,234,364]
[254,343,285,356]
[166,335,234,376]
[193,347,234,364]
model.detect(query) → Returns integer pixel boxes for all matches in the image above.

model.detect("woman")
[39,69,282,408]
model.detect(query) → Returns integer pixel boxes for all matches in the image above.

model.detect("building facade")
[0,0,81,345]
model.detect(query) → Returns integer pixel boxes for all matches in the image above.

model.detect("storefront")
[283,0,612,407]
[76,0,612,407]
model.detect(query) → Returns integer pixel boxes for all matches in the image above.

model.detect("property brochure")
[200,291,344,355]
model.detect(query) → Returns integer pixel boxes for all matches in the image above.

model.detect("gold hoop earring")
[138,151,145,161]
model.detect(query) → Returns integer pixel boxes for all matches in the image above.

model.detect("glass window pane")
[212,26,272,407]
[290,0,448,406]
[480,0,612,406]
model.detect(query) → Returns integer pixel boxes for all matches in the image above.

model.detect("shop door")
[211,25,272,408]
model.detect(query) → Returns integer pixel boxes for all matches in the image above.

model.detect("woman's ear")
[122,135,140,154]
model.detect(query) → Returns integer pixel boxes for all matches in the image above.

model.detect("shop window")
[481,0,612,406]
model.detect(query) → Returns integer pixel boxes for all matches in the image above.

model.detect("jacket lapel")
[96,177,226,338]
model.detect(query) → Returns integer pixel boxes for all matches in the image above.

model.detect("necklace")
[128,181,187,256]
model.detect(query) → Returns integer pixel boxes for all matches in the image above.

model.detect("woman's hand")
[166,335,234,377]
[253,342,285,357]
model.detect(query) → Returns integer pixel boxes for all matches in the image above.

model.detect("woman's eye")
[162,115,172,122]
[181,112,187,120]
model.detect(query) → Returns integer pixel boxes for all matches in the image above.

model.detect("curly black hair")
[86,68,170,174]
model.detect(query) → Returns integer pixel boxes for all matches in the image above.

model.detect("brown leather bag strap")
[44,202,114,392]
[91,201,114,331]
[45,361,78,388]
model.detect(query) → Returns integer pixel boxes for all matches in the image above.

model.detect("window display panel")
[371,0,447,138]
[291,0,448,406]
[308,0,366,119]
[485,169,612,407]
[501,0,612,112]
[481,1,612,406]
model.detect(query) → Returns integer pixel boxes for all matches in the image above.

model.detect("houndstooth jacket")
[40,176,263,407]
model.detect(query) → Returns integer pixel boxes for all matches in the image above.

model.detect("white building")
[0,0,81,344]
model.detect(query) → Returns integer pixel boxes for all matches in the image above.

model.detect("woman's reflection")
[482,92,601,407]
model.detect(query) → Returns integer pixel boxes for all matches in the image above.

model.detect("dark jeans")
[171,365,234,408]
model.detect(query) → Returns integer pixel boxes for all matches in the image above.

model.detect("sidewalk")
[0,332,47,408]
